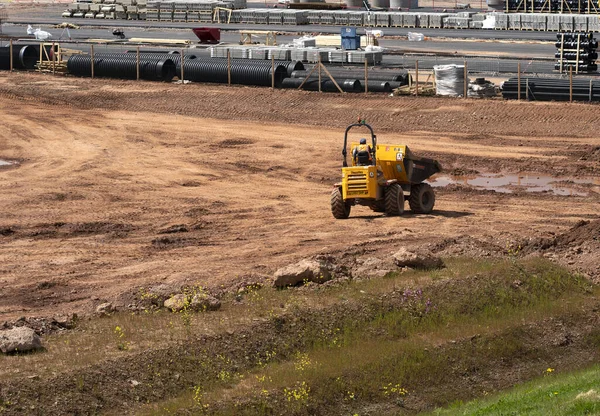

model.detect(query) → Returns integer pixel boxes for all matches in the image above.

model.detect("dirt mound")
[427,235,506,258]
[522,220,600,281]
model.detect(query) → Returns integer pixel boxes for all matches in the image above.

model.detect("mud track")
[0,72,599,323]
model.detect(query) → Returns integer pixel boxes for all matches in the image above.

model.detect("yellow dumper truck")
[331,121,442,219]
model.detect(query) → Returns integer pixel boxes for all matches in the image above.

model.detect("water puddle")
[428,173,599,197]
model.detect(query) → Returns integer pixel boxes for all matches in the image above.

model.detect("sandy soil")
[0,72,599,324]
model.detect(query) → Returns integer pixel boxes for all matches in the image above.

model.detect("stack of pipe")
[502,77,600,101]
[555,32,598,73]
[281,67,410,92]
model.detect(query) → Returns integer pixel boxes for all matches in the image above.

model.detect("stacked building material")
[555,32,598,73]
[502,77,600,101]
[64,0,244,21]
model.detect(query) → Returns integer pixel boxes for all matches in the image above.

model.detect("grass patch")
[131,257,597,416]
[428,364,600,416]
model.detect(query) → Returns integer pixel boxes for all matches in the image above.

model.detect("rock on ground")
[190,293,221,312]
[164,294,187,312]
[393,247,444,270]
[0,327,43,354]
[274,259,332,287]
[95,302,115,316]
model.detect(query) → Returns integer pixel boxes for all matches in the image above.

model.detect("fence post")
[91,44,95,79]
[589,79,593,102]
[136,46,140,81]
[227,49,231,86]
[9,39,12,72]
[271,55,275,89]
[463,60,467,98]
[569,66,573,102]
[181,48,185,83]
[318,55,322,93]
[364,59,368,94]
[39,42,43,73]
[526,78,529,101]
[415,60,419,97]
[52,42,56,75]
[517,62,521,101]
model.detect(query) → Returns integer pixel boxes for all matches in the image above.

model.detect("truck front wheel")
[331,187,351,219]
[384,183,404,216]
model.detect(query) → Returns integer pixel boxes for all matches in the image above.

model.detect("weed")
[114,325,130,351]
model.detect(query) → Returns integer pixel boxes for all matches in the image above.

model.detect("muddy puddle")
[428,173,600,196]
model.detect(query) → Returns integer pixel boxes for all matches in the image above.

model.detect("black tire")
[331,187,351,219]
[409,183,435,214]
[384,183,404,216]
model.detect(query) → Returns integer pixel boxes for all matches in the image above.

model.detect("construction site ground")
[2,71,600,415]
[1,72,599,324]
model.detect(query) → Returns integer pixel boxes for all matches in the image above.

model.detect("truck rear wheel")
[409,183,435,214]
[331,187,351,219]
[384,183,404,216]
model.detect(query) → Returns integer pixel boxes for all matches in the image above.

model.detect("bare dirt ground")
[0,72,599,326]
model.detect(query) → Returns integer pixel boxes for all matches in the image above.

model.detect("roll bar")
[342,122,377,167]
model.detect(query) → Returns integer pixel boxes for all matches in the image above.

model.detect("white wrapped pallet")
[268,47,292,60]
[589,15,600,32]
[434,64,467,97]
[403,13,417,27]
[306,49,330,63]
[268,10,283,24]
[574,15,588,31]
[389,12,403,27]
[349,11,364,25]
[416,13,428,28]
[495,13,508,29]
[329,50,347,63]
[508,14,520,30]
[291,48,308,61]
[307,11,321,24]
[559,14,574,31]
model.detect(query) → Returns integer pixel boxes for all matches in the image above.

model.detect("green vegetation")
[429,365,600,416]
[1,257,597,416]
[134,257,597,415]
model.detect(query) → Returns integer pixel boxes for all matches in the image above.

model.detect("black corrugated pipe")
[90,53,197,62]
[67,55,176,81]
[281,77,361,92]
[0,45,39,70]
[125,50,180,54]
[283,60,304,76]
[178,59,288,87]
